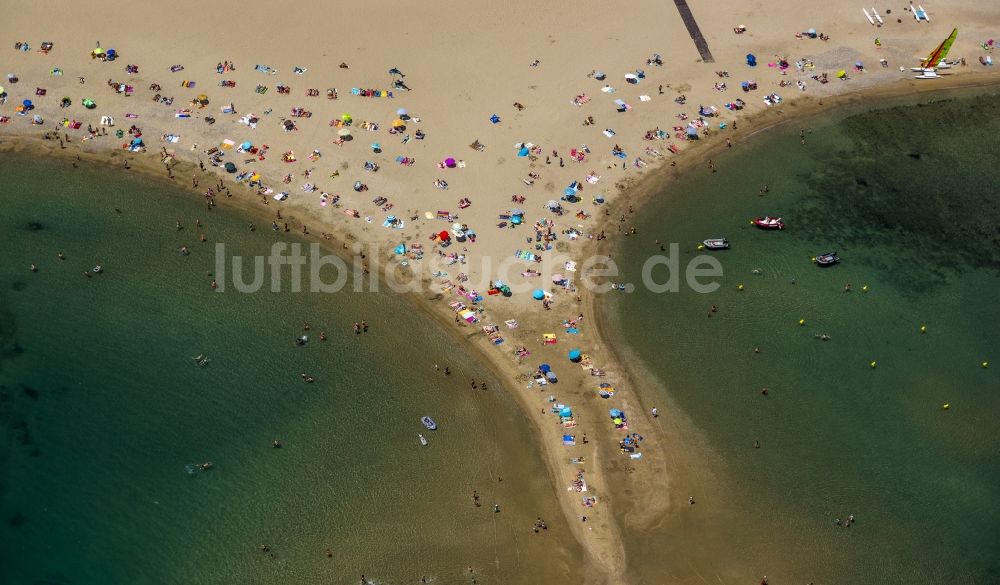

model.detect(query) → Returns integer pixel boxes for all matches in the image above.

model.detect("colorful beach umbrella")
[0,86,5,95]
[568,349,581,361]
[241,141,253,150]
[22,99,32,108]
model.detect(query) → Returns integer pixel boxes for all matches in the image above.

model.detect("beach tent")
[568,349,582,361]
[224,162,237,173]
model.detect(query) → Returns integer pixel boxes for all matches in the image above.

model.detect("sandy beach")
[3,1,999,582]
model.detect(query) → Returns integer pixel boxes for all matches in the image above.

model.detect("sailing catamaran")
[913,28,957,79]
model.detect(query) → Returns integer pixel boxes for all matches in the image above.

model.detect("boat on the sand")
[753,216,784,230]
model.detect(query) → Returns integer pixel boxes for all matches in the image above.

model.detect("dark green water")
[0,156,579,584]
[614,89,1000,584]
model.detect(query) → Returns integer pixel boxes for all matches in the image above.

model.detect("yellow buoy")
[862,285,869,293]
[983,361,989,369]
[870,361,877,368]
[697,244,705,251]
[920,325,927,333]
[737,283,745,291]
[798,319,806,326]
[942,403,950,410]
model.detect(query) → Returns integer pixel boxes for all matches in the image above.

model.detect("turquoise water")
[613,89,1000,584]
[0,156,579,584]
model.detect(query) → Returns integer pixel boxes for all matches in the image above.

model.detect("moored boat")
[418,434,428,446]
[703,238,730,250]
[421,416,437,430]
[753,216,784,230]
[814,252,840,266]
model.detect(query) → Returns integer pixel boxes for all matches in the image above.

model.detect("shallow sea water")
[612,89,1000,584]
[0,155,580,585]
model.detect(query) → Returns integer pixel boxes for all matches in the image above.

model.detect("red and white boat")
[753,216,785,230]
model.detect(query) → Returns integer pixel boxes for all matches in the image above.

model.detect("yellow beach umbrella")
[392,118,406,127]
[0,86,5,95]
[424,211,434,220]
[341,113,352,121]
[836,69,847,79]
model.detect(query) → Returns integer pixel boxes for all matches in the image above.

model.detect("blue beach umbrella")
[532,289,545,300]
[539,364,551,373]
[568,349,582,361]
[22,99,33,108]
[241,141,253,150]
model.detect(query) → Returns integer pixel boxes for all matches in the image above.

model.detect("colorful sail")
[921,28,958,68]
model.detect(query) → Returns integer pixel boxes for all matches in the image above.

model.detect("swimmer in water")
[30,263,38,272]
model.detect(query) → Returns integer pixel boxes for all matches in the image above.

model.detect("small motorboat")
[753,216,784,230]
[421,416,437,430]
[93,265,104,273]
[703,238,730,250]
[418,434,428,446]
[814,252,840,266]
[294,335,308,346]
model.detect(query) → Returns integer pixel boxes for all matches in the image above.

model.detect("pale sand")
[2,1,999,582]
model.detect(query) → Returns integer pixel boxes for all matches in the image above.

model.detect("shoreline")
[3,71,1000,584]
[0,0,1000,585]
